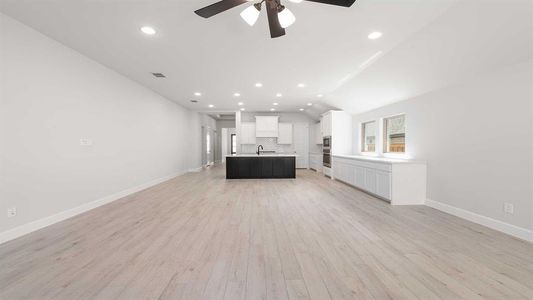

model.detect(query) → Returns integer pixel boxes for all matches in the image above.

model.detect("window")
[383,114,405,153]
[361,121,376,152]
[231,134,237,154]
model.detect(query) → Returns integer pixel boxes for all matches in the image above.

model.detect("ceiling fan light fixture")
[278,6,295,29]
[240,4,261,26]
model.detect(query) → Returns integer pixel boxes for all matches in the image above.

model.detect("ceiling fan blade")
[266,0,286,38]
[195,0,248,18]
[303,0,356,7]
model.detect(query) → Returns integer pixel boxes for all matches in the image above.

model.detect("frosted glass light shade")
[240,5,260,26]
[278,7,295,28]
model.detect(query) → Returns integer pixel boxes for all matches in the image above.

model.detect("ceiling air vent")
[151,72,166,78]
[190,100,198,103]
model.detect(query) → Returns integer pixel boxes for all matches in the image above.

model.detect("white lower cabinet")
[375,171,392,200]
[331,155,426,205]
[363,168,377,194]
[354,166,365,189]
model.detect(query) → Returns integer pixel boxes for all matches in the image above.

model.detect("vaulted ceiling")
[1,0,532,117]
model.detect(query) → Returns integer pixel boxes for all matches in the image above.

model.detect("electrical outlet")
[7,207,16,218]
[79,138,93,146]
[504,203,514,214]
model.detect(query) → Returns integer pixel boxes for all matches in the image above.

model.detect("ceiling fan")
[195,0,356,38]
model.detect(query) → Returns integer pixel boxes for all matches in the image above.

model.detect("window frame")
[382,114,406,154]
[360,120,377,154]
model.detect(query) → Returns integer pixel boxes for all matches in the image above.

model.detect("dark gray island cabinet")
[226,155,296,179]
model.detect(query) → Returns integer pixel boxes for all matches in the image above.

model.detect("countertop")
[226,154,298,157]
[332,154,425,164]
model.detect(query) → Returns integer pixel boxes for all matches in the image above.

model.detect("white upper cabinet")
[321,110,352,155]
[255,116,279,137]
[241,122,256,144]
[314,123,323,144]
[278,123,293,144]
[321,112,332,137]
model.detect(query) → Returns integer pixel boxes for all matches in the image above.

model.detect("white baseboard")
[0,170,190,245]
[426,199,533,243]
[188,167,203,172]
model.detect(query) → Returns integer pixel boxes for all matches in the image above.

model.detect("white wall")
[0,13,202,238]
[352,61,533,233]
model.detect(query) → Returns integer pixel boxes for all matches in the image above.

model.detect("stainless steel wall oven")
[323,136,331,167]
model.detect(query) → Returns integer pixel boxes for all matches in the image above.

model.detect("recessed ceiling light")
[317,94,323,98]
[255,82,263,87]
[299,108,304,111]
[276,93,283,97]
[238,102,244,106]
[297,83,305,88]
[234,93,241,97]
[273,102,279,106]
[141,26,156,35]
[270,108,276,111]
[208,104,214,108]
[240,108,246,111]
[307,103,313,106]
[368,31,382,40]
[194,92,202,96]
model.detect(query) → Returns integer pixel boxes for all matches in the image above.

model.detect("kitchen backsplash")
[241,137,295,154]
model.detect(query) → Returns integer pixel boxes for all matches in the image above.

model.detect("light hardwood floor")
[1,166,532,299]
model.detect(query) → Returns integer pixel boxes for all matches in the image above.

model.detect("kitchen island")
[226,154,296,179]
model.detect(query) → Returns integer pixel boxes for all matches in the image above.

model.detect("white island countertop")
[226,154,298,157]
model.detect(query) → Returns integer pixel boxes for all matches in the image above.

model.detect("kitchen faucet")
[256,145,263,155]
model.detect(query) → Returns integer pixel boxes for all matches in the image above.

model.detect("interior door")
[293,123,309,169]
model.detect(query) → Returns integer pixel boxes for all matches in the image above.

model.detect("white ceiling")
[1,0,532,116]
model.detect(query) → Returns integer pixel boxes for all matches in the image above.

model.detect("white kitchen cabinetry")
[321,113,332,137]
[255,116,279,137]
[314,123,323,144]
[363,168,377,193]
[278,123,293,144]
[320,110,352,155]
[331,155,426,205]
[375,171,392,200]
[240,122,256,144]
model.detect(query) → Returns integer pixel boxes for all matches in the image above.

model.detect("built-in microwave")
[323,136,331,149]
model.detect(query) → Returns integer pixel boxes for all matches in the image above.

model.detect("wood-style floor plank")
[1,165,532,300]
